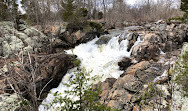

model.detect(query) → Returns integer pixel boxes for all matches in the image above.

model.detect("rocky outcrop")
[0,22,49,57]
[53,21,107,51]
[0,52,74,100]
[171,43,188,111]
[96,21,188,111]
[97,58,174,111]
[129,22,188,62]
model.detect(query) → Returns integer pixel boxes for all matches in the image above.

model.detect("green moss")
[167,15,188,23]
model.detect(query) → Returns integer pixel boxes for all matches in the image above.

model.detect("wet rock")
[78,31,99,43]
[35,53,74,97]
[118,57,132,70]
[95,35,112,45]
[52,38,70,50]
[127,32,139,51]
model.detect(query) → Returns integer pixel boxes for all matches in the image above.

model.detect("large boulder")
[118,57,132,71]
[95,35,112,45]
[131,41,160,61]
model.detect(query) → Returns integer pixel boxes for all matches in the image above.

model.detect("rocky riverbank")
[0,20,187,111]
[94,21,188,111]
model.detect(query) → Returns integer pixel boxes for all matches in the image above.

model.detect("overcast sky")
[127,0,136,5]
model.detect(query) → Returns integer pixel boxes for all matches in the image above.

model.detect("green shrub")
[98,12,103,19]
[167,14,188,23]
[45,64,119,110]
[89,22,103,32]
[79,8,88,17]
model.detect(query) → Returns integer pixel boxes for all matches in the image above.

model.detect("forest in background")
[0,0,186,28]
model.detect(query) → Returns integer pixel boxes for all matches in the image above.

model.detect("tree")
[180,0,188,13]
[61,0,75,22]
[47,59,118,111]
[180,0,188,20]
[98,11,103,19]
[0,0,18,21]
[21,0,41,25]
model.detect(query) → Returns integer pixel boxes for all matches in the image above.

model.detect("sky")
[127,0,136,5]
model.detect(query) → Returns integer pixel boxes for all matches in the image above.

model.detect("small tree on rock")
[180,0,188,19]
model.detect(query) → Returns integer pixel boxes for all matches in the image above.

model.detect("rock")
[107,100,123,109]
[144,33,162,43]
[154,70,169,84]
[135,63,162,83]
[78,31,99,43]
[0,93,19,111]
[74,30,85,41]
[35,53,74,98]
[52,38,70,49]
[127,33,138,41]
[122,75,143,92]
[123,61,150,76]
[99,90,110,103]
[101,78,117,90]
[113,74,143,92]
[127,32,139,51]
[131,41,160,61]
[0,22,49,57]
[59,31,76,45]
[107,90,133,110]
[171,43,188,111]
[95,35,112,45]
[0,52,74,100]
[94,78,117,91]
[118,57,132,70]
[55,26,66,37]
[158,24,167,31]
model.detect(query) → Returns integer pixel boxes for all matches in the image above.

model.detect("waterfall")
[39,27,142,111]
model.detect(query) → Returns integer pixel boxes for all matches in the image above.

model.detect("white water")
[39,28,142,111]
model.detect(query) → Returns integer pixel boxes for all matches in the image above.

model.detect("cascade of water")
[39,27,142,111]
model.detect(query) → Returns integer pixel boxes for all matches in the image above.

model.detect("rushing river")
[39,27,142,111]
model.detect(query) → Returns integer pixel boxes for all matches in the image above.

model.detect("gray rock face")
[171,43,188,111]
[127,32,139,52]
[118,57,132,70]
[0,22,49,57]
[95,35,112,45]
[0,93,19,111]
